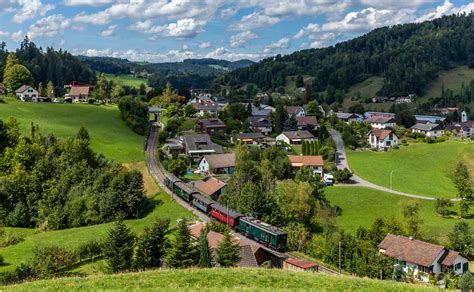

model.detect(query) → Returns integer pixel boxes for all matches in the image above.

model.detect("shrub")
[392,145,399,149]
[333,168,353,182]
[424,137,434,143]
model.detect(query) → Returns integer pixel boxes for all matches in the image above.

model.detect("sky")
[0,0,474,63]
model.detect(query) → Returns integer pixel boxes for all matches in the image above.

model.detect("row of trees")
[0,120,148,229]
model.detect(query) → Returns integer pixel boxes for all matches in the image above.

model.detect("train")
[164,173,288,252]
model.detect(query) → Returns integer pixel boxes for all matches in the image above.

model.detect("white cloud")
[73,11,111,25]
[28,14,71,39]
[0,30,10,37]
[205,47,264,61]
[417,0,474,22]
[100,24,117,37]
[63,0,113,6]
[13,0,55,24]
[129,18,206,38]
[308,32,339,48]
[230,30,258,48]
[359,0,435,9]
[229,12,280,31]
[198,41,211,49]
[263,37,290,53]
[10,30,24,42]
[294,23,320,39]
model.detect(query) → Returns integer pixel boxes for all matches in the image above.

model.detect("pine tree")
[198,231,212,268]
[302,140,307,155]
[216,232,240,267]
[38,82,45,97]
[46,81,55,98]
[134,218,169,270]
[102,218,135,273]
[166,218,197,268]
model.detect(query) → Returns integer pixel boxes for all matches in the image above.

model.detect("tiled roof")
[237,245,259,267]
[378,234,444,267]
[295,116,318,127]
[288,155,324,167]
[183,134,224,153]
[192,102,218,111]
[248,117,272,127]
[365,116,395,124]
[286,106,304,115]
[282,130,314,140]
[202,153,236,169]
[15,85,33,93]
[285,258,318,269]
[369,128,394,140]
[68,86,90,97]
[336,112,359,119]
[441,250,459,266]
[411,123,443,132]
[198,118,226,128]
[233,132,265,140]
[194,177,226,196]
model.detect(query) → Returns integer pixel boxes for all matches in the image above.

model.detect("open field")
[421,65,474,100]
[326,187,474,242]
[0,190,195,274]
[345,76,384,100]
[347,141,474,198]
[3,268,435,291]
[103,73,147,88]
[0,97,144,163]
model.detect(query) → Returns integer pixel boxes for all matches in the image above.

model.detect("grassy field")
[0,190,195,274]
[345,76,384,100]
[326,187,474,242]
[0,97,144,163]
[124,161,160,196]
[3,268,434,291]
[347,141,474,198]
[103,73,147,88]
[421,65,474,100]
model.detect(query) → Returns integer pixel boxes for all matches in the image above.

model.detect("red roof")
[285,258,318,269]
[194,177,226,196]
[288,155,324,167]
[369,128,394,140]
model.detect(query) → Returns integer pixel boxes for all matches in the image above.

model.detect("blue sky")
[0,0,473,63]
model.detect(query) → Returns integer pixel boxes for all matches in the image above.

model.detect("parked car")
[323,173,334,186]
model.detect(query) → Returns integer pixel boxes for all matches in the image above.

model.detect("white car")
[323,173,334,186]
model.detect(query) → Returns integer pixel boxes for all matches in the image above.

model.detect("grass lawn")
[4,268,434,291]
[0,190,195,274]
[326,187,474,242]
[0,97,144,163]
[345,76,384,100]
[103,73,147,88]
[421,65,474,100]
[347,141,474,198]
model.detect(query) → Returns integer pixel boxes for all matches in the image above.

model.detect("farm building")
[295,116,318,132]
[0,82,5,94]
[248,117,273,135]
[367,129,398,149]
[198,153,235,174]
[196,118,227,134]
[288,155,324,175]
[182,134,223,158]
[283,258,318,272]
[193,177,227,200]
[276,130,315,145]
[335,112,362,123]
[411,123,445,138]
[15,85,38,102]
[65,86,91,103]
[378,234,469,282]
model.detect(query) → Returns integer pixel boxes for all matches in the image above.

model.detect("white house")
[287,155,324,175]
[379,234,469,282]
[248,117,273,135]
[276,130,315,145]
[15,85,38,102]
[198,153,236,175]
[365,116,396,129]
[367,129,398,149]
[286,106,305,117]
[411,123,445,138]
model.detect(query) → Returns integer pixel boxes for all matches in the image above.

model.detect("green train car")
[238,217,287,251]
[174,181,196,202]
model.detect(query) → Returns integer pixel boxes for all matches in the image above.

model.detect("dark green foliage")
[272,103,288,134]
[434,198,453,217]
[134,218,169,270]
[167,156,187,176]
[76,239,102,263]
[0,122,147,229]
[460,272,474,291]
[333,168,353,182]
[166,219,197,268]
[198,231,212,268]
[400,200,423,238]
[216,232,240,267]
[448,221,473,258]
[452,161,473,218]
[103,219,135,273]
[118,96,149,135]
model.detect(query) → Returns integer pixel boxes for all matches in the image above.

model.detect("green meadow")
[104,73,147,88]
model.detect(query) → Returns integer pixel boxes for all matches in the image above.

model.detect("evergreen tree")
[448,221,473,258]
[134,218,169,270]
[46,81,55,98]
[38,82,45,97]
[166,219,197,268]
[216,232,240,267]
[302,140,307,155]
[102,218,135,273]
[198,231,212,268]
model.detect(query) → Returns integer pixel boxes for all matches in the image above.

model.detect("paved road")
[328,128,460,201]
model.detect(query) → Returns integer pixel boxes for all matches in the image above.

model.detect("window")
[455,263,461,270]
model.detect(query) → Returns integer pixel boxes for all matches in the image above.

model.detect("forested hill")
[222,13,474,97]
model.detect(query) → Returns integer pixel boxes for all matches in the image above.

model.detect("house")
[365,116,396,129]
[378,234,469,282]
[196,118,227,134]
[286,106,305,117]
[15,85,38,102]
[288,155,324,175]
[65,86,91,103]
[372,96,389,103]
[414,115,446,125]
[335,112,363,123]
[276,130,315,145]
[411,123,445,138]
[448,121,474,138]
[395,96,413,104]
[432,107,460,116]
[232,132,265,145]
[194,177,227,199]
[250,104,275,117]
[248,117,273,135]
[182,134,224,158]
[367,129,398,149]
[162,139,184,156]
[283,258,318,272]
[0,83,5,95]
[198,153,236,175]
[192,102,218,116]
[295,116,318,132]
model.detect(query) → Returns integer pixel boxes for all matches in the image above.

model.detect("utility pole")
[338,241,342,275]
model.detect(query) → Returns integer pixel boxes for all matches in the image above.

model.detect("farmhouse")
[0,82,5,94]
[198,153,236,175]
[66,86,91,103]
[295,116,318,132]
[367,129,398,149]
[286,106,305,117]
[365,116,396,129]
[283,258,318,272]
[232,132,265,144]
[248,117,273,135]
[276,130,315,145]
[196,118,227,134]
[182,134,223,158]
[194,177,227,199]
[410,123,445,138]
[15,85,38,102]
[335,112,362,123]
[378,234,469,282]
[288,155,324,175]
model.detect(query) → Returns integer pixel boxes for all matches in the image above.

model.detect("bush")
[118,96,149,135]
[392,145,399,149]
[424,136,434,143]
[0,232,25,247]
[460,272,474,291]
[333,168,353,182]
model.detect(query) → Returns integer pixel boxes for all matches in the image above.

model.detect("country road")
[328,128,460,202]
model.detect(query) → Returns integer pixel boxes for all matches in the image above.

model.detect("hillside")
[3,268,434,291]
[222,14,474,99]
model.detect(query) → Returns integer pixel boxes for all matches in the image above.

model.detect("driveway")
[328,128,460,201]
